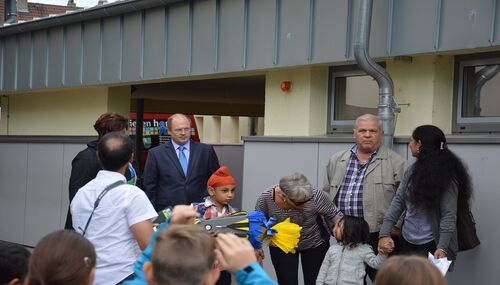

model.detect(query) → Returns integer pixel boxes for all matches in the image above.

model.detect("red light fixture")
[280,81,292,92]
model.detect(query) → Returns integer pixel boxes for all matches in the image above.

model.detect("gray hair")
[279,173,313,203]
[354,114,382,130]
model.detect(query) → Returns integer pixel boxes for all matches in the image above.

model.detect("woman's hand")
[378,236,395,254]
[434,249,447,259]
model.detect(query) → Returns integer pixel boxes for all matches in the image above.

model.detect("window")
[328,65,380,133]
[453,52,500,133]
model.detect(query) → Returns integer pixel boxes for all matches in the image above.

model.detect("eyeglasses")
[171,127,191,134]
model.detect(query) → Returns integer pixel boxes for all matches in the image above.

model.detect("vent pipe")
[4,0,18,24]
[354,0,399,149]
[473,65,500,116]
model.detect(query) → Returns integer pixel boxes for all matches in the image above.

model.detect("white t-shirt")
[71,170,157,285]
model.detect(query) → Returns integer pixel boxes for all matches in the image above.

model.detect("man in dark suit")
[143,113,220,211]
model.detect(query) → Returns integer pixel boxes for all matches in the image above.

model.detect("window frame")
[327,64,381,133]
[453,52,500,133]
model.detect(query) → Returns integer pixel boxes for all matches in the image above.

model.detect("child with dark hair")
[0,241,30,285]
[26,230,96,285]
[316,216,389,285]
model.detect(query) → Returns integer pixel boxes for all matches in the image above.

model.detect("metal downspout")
[473,65,500,116]
[4,0,17,24]
[354,0,399,149]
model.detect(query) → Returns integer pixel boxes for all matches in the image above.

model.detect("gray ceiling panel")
[311,0,349,63]
[17,33,32,90]
[347,0,389,60]
[494,0,500,45]
[246,0,275,69]
[3,36,17,91]
[192,0,216,75]
[32,30,48,89]
[1,0,500,92]
[122,12,143,82]
[278,0,309,66]
[143,7,167,80]
[47,27,64,88]
[218,0,244,72]
[166,3,189,76]
[82,20,102,84]
[64,23,83,86]
[391,0,437,55]
[101,16,121,84]
[439,0,492,51]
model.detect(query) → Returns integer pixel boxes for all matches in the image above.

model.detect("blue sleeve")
[124,221,170,285]
[235,263,277,285]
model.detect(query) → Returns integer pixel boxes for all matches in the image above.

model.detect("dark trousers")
[269,241,329,285]
[398,235,436,257]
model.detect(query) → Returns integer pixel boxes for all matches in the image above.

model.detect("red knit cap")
[207,166,236,187]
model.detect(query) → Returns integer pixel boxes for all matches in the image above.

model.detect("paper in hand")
[428,252,452,276]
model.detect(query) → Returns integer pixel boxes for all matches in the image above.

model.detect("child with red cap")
[192,166,238,285]
[193,165,238,219]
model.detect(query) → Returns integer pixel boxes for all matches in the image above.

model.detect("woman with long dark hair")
[378,125,472,262]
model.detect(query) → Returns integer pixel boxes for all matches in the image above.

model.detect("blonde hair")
[374,256,447,285]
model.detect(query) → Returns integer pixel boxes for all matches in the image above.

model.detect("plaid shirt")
[192,196,237,219]
[335,146,377,218]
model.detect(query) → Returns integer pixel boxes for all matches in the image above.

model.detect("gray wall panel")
[278,0,309,66]
[101,16,121,84]
[17,33,32,90]
[24,144,64,246]
[3,36,17,91]
[391,0,437,55]
[167,3,189,76]
[212,144,244,210]
[0,143,27,243]
[32,30,48,89]
[47,27,64,88]
[219,0,244,71]
[312,0,349,63]
[317,142,355,188]
[445,144,500,285]
[246,0,275,69]
[60,144,85,228]
[144,8,167,80]
[122,12,143,81]
[64,23,83,86]
[439,0,491,51]
[82,20,102,84]
[192,0,216,75]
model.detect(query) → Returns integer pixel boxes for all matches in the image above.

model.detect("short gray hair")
[279,173,313,203]
[354,114,382,130]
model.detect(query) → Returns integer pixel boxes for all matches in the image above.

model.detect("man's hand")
[434,248,447,259]
[170,205,199,225]
[378,236,395,254]
[215,233,257,273]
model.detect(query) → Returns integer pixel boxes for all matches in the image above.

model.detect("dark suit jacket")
[143,140,220,211]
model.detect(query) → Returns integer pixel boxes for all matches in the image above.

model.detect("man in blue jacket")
[143,113,220,211]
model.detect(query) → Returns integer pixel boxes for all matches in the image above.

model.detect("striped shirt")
[335,146,377,218]
[255,186,342,251]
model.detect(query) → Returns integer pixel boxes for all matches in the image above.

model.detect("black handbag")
[456,207,480,252]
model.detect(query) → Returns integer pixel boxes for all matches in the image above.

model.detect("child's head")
[374,255,447,285]
[27,230,96,285]
[207,166,236,207]
[334,215,370,248]
[144,224,220,285]
[0,241,30,285]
